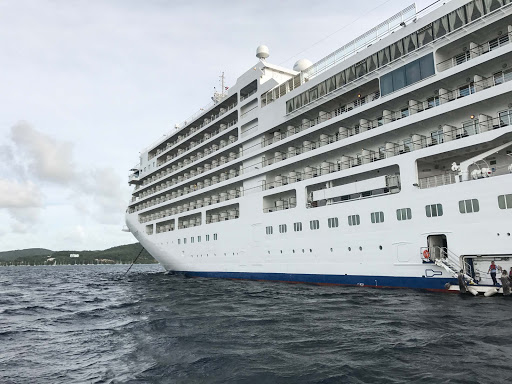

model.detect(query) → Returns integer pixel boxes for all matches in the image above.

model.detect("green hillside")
[0,248,53,262]
[0,243,158,266]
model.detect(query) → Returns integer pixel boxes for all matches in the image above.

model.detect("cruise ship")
[126,0,512,294]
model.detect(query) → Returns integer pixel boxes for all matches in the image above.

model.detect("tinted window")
[392,66,406,90]
[381,73,394,96]
[420,53,435,78]
[406,60,421,85]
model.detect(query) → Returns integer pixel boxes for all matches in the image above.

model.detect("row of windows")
[178,233,218,244]
[380,54,435,96]
[283,0,504,114]
[265,195,512,234]
[266,245,384,255]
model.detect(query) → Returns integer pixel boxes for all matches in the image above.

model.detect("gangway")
[422,246,511,296]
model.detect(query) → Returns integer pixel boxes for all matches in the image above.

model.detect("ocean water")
[1,265,512,384]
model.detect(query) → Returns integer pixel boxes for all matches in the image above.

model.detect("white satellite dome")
[256,45,269,60]
[293,58,313,72]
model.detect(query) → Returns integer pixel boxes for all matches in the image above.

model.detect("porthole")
[359,246,362,251]
[379,245,383,250]
[280,250,283,254]
[348,247,351,251]
[268,251,270,254]
[330,248,333,252]
[293,250,295,253]
[302,249,305,253]
[508,233,511,236]
[310,249,312,253]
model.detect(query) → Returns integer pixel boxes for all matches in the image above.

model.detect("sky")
[0,0,434,252]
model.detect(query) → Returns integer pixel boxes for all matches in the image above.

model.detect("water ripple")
[1,265,512,383]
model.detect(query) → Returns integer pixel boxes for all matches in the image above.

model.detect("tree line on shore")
[0,243,157,266]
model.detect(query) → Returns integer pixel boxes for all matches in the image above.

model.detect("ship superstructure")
[126,0,512,293]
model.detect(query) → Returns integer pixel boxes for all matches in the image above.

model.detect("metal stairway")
[430,246,475,284]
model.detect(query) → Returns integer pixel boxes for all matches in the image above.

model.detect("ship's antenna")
[220,72,225,95]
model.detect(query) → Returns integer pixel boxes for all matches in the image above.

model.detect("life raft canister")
[423,250,430,259]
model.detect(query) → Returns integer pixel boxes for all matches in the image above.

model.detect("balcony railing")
[437,32,511,72]
[240,89,257,102]
[149,109,237,160]
[260,65,512,158]
[418,173,457,189]
[155,122,238,168]
[259,112,511,194]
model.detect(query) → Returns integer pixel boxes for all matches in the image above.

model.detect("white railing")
[418,173,457,189]
[303,4,417,78]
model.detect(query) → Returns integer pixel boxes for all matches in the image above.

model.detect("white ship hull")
[126,0,512,292]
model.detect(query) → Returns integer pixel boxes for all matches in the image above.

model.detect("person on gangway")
[500,270,511,296]
[457,270,468,294]
[488,261,499,286]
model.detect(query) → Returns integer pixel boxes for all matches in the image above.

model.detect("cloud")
[0,179,42,233]
[75,167,128,225]
[4,123,129,225]
[10,121,75,184]
[0,179,41,208]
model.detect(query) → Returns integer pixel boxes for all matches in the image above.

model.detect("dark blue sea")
[1,264,512,384]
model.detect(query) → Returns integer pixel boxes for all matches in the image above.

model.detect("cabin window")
[380,53,434,96]
[377,47,391,66]
[294,222,302,232]
[448,7,466,31]
[279,224,287,233]
[485,0,503,12]
[402,33,418,54]
[433,15,449,39]
[310,220,320,230]
[426,204,443,217]
[328,217,339,228]
[348,215,360,226]
[184,238,187,244]
[498,110,512,127]
[427,96,440,109]
[206,234,210,241]
[178,239,181,244]
[459,199,479,214]
[498,194,512,209]
[191,237,194,243]
[396,208,412,221]
[198,236,201,242]
[466,0,484,22]
[266,226,273,235]
[371,211,385,224]
[214,233,218,240]
[417,24,434,47]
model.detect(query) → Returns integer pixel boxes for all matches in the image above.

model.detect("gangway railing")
[421,246,474,283]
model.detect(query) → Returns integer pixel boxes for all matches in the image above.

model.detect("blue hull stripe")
[177,271,456,291]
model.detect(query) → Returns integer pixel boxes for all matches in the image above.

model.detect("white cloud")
[10,121,75,184]
[0,180,42,233]
[0,179,41,208]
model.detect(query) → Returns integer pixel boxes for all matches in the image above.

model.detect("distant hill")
[0,243,158,266]
[0,248,53,261]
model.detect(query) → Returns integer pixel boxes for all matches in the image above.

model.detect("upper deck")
[127,0,512,239]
